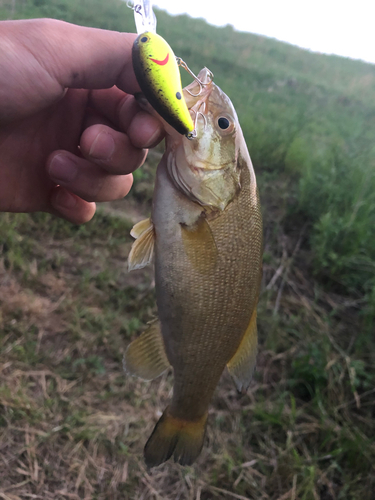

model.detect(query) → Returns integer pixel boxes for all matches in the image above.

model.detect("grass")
[1,158,374,498]
[2,0,375,302]
[0,1,374,498]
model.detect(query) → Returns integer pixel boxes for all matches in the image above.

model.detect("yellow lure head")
[132,32,194,135]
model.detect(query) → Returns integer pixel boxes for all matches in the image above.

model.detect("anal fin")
[128,217,155,271]
[124,319,170,380]
[227,308,258,393]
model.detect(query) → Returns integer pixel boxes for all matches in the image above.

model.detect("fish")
[125,68,263,467]
[132,31,194,135]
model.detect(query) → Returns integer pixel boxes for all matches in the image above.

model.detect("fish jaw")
[168,145,240,211]
[167,77,241,211]
[182,67,214,109]
[185,83,239,169]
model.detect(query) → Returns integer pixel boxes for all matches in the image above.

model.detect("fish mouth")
[149,53,170,66]
[183,68,214,111]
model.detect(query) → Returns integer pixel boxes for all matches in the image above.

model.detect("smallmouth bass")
[125,68,263,467]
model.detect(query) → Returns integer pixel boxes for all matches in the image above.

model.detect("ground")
[0,151,374,499]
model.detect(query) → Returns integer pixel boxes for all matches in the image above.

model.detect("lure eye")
[140,35,149,43]
[218,117,230,130]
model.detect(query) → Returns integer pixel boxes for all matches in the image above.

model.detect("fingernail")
[49,154,78,183]
[143,128,163,148]
[89,131,115,160]
[54,189,77,209]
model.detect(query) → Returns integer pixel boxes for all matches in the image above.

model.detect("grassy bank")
[1,1,374,498]
[1,176,374,498]
[3,0,375,308]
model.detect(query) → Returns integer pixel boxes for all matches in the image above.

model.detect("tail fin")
[144,407,207,467]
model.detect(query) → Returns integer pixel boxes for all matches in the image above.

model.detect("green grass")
[1,1,375,498]
[4,0,374,306]
[1,185,374,499]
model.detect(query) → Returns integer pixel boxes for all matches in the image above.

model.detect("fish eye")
[218,117,230,130]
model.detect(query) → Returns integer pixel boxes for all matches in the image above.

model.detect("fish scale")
[153,156,262,422]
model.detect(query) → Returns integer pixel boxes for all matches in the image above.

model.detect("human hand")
[0,18,164,223]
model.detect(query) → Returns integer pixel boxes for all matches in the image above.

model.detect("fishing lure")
[130,1,195,136]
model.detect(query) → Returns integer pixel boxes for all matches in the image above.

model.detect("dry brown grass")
[0,169,374,498]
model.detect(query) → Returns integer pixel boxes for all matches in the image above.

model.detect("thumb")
[34,19,140,93]
[0,19,140,120]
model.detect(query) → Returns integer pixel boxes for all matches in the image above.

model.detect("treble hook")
[186,102,207,140]
[176,58,214,97]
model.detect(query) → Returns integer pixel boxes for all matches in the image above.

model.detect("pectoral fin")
[128,218,155,271]
[124,319,170,381]
[180,217,218,274]
[130,218,154,238]
[227,308,258,393]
